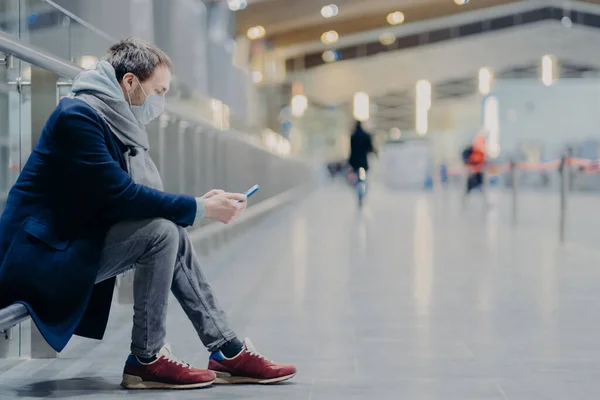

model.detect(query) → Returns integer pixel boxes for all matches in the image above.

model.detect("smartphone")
[240,184,259,202]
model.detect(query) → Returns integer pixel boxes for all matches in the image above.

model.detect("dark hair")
[104,38,173,82]
[352,120,366,135]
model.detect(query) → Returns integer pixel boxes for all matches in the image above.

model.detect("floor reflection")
[413,196,433,316]
[292,215,307,308]
[14,377,120,398]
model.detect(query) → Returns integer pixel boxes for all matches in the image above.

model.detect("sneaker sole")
[121,374,214,389]
[212,371,296,385]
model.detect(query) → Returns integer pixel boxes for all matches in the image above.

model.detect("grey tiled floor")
[2,183,600,399]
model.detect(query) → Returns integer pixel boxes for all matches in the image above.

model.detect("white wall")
[493,78,600,158]
[425,78,600,163]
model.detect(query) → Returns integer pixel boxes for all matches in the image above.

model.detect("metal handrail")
[0,303,29,333]
[37,1,224,131]
[0,28,289,156]
[41,0,117,43]
[0,30,81,78]
[0,30,222,131]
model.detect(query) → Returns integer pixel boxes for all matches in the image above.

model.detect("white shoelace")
[159,344,193,369]
[246,350,272,362]
[243,338,272,363]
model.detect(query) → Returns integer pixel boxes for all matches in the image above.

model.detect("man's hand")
[204,192,247,224]
[201,189,225,200]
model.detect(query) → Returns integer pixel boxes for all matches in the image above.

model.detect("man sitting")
[0,38,296,389]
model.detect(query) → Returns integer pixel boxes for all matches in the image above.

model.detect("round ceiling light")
[321,30,339,44]
[387,11,405,25]
[321,4,339,18]
[228,0,247,11]
[247,25,266,40]
[379,33,396,46]
[322,50,339,62]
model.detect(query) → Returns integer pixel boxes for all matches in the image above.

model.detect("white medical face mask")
[127,76,165,126]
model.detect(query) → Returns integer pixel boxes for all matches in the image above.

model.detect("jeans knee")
[148,218,179,246]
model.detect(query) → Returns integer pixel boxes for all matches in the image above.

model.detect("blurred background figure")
[347,120,376,206]
[326,159,346,179]
[462,132,487,204]
[348,121,376,179]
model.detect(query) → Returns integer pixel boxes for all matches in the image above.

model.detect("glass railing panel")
[0,0,20,38]
[18,0,71,60]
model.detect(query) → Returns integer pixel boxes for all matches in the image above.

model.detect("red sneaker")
[121,344,215,389]
[208,338,296,384]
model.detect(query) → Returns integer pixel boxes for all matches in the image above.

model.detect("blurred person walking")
[348,121,376,205]
[348,120,376,175]
[462,132,488,206]
[0,38,295,389]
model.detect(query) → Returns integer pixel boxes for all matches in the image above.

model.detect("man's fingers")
[227,199,246,211]
[202,189,225,199]
[225,192,247,202]
[209,189,225,196]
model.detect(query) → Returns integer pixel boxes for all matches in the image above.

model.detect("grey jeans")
[95,218,237,358]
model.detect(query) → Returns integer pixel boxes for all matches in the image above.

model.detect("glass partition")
[0,55,30,212]
[0,53,32,358]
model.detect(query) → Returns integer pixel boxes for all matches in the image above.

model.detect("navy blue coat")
[0,98,197,352]
[348,131,374,171]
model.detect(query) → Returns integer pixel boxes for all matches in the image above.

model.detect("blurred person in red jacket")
[462,132,488,201]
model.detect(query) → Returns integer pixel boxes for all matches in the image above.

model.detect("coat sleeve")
[53,102,197,227]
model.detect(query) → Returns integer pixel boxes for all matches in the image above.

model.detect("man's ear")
[121,72,136,92]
